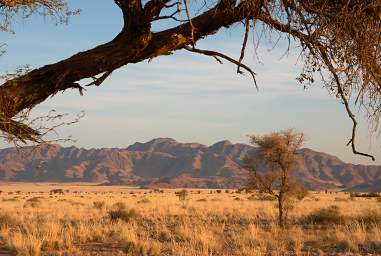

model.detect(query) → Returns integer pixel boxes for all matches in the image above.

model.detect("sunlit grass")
[0,184,380,255]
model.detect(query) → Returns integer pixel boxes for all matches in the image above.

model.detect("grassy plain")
[0,183,380,255]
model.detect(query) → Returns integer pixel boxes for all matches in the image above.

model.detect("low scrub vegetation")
[304,205,346,225]
[0,186,380,255]
[350,192,381,198]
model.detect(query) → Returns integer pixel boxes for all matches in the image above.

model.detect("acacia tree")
[244,129,306,228]
[0,0,380,160]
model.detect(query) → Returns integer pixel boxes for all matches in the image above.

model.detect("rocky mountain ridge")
[0,138,380,191]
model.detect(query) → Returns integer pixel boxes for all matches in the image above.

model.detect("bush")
[24,197,42,208]
[93,201,106,209]
[2,197,18,202]
[137,198,150,204]
[257,194,276,201]
[109,202,139,223]
[0,212,21,228]
[175,190,188,201]
[123,241,161,256]
[50,189,64,195]
[109,207,139,223]
[294,186,309,201]
[216,189,222,194]
[247,194,257,201]
[357,210,381,225]
[305,205,346,225]
[112,202,127,210]
[350,192,380,198]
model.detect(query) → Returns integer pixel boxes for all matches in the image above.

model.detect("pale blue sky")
[0,1,380,165]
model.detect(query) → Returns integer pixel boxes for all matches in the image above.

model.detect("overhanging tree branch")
[0,0,380,161]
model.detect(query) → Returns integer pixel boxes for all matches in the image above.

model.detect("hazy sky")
[0,1,380,165]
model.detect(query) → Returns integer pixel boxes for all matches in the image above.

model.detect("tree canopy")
[0,0,380,160]
[244,129,307,227]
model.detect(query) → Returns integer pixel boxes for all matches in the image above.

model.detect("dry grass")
[0,183,380,255]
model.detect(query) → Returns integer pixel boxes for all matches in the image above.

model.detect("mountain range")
[0,138,380,191]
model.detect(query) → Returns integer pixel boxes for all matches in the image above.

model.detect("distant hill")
[0,138,380,191]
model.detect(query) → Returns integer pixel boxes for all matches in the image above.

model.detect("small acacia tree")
[244,129,307,228]
[175,189,188,202]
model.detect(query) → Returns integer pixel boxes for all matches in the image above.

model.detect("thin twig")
[184,44,258,89]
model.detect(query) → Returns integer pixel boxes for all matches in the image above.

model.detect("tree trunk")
[278,193,285,228]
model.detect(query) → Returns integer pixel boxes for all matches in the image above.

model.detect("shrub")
[24,197,42,208]
[305,205,346,225]
[175,190,188,201]
[216,189,222,194]
[0,212,21,228]
[50,189,64,195]
[247,194,257,201]
[108,202,139,223]
[294,186,309,201]
[93,201,106,209]
[350,192,380,198]
[123,241,161,256]
[257,194,276,201]
[357,210,381,225]
[109,207,140,223]
[137,198,150,204]
[113,202,127,210]
[2,198,18,202]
